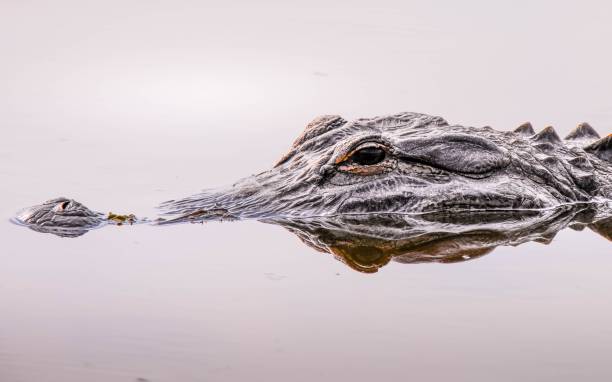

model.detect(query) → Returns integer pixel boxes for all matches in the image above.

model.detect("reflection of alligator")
[13,112,612,238]
[270,205,611,273]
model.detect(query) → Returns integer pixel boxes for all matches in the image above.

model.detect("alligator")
[14,112,612,245]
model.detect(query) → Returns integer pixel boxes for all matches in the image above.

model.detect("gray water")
[1,1,612,381]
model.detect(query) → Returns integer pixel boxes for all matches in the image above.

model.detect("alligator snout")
[16,197,103,228]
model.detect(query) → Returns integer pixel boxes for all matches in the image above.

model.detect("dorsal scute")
[565,122,601,140]
[532,126,561,144]
[584,134,612,162]
[514,122,535,136]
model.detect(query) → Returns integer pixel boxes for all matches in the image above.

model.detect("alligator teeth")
[584,134,612,162]
[532,126,561,144]
[565,122,601,140]
[514,122,535,136]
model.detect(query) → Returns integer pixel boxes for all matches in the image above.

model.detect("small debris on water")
[107,212,136,225]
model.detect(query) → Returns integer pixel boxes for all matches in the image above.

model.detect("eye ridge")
[351,146,386,166]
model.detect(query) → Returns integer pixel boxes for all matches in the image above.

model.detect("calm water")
[2,1,612,381]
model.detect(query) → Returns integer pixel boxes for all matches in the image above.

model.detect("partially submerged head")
[161,112,601,221]
[14,197,104,237]
[14,112,611,235]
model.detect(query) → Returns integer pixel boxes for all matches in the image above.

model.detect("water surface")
[2,1,612,381]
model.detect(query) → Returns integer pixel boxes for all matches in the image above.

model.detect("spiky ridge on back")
[509,121,611,200]
[585,134,612,162]
[524,122,610,162]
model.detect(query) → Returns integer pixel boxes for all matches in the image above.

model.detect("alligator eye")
[351,147,386,165]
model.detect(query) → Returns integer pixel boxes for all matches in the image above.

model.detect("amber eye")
[351,146,386,165]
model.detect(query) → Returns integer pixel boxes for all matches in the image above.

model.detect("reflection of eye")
[351,147,386,165]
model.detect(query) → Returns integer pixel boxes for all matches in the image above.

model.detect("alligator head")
[159,112,612,222]
[14,197,105,237]
[14,112,612,234]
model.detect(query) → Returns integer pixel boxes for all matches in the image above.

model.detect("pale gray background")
[1,1,611,381]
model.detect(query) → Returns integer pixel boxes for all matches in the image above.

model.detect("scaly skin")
[159,112,612,220]
[14,112,612,233]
